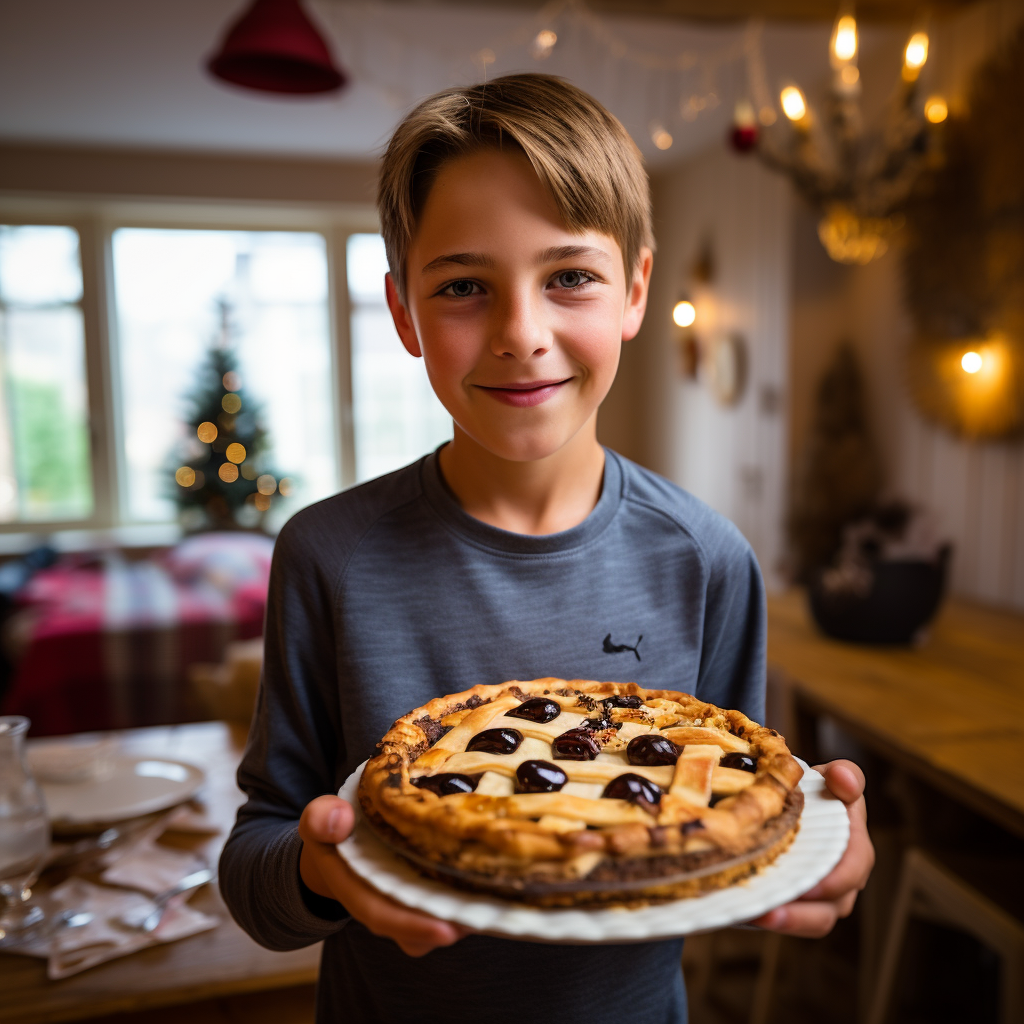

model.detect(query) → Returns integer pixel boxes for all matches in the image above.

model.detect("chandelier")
[732,11,948,265]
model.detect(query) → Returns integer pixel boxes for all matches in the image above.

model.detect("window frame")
[0,196,379,542]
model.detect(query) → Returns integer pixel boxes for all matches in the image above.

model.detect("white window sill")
[0,523,184,556]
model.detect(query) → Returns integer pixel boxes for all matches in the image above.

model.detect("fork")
[119,868,216,933]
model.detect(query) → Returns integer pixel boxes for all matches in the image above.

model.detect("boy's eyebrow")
[420,244,613,275]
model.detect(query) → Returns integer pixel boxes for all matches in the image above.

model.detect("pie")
[357,678,804,907]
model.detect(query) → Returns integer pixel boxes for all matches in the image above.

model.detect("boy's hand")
[298,794,472,957]
[748,760,874,938]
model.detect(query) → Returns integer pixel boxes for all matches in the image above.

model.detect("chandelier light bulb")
[961,351,983,374]
[652,127,674,150]
[780,86,807,122]
[905,32,929,69]
[673,300,696,328]
[832,15,858,62]
[925,96,948,123]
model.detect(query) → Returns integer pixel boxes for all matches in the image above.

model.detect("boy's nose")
[489,290,551,361]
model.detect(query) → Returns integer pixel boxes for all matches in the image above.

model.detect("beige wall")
[608,147,792,589]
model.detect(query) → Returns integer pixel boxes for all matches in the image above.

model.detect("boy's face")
[386,148,652,465]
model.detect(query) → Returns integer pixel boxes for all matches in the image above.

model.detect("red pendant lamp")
[207,0,347,95]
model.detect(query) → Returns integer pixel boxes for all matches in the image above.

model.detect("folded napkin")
[99,822,207,895]
[17,877,218,979]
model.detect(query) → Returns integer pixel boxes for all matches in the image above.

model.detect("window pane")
[0,226,83,305]
[347,234,451,483]
[112,229,338,527]
[0,226,92,523]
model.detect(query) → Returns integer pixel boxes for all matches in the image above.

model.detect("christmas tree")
[168,301,286,532]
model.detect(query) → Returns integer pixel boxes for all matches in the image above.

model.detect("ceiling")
[0,0,936,168]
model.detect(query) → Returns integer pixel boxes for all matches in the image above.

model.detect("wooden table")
[2,721,321,1024]
[767,590,1024,840]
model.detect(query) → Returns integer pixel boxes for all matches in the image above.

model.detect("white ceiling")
[0,0,901,168]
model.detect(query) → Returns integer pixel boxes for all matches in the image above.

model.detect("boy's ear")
[621,247,654,343]
[385,273,423,358]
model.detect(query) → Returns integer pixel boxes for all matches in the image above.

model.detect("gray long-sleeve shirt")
[220,448,766,1024]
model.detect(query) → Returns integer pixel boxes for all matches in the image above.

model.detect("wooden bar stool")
[865,847,1024,1024]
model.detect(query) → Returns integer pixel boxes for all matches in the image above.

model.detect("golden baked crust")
[358,678,804,906]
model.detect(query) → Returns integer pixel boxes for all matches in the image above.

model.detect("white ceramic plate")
[37,755,205,831]
[336,758,849,944]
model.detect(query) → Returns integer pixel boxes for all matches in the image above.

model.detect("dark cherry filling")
[602,695,644,710]
[466,728,523,755]
[412,773,478,796]
[602,773,662,812]
[508,698,561,723]
[626,734,681,766]
[516,760,568,792]
[551,729,601,761]
[719,752,757,772]
[681,819,704,835]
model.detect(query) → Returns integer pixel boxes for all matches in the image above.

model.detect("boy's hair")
[378,73,654,300]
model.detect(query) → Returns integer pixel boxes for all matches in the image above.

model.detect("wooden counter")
[2,721,321,1024]
[767,590,1024,840]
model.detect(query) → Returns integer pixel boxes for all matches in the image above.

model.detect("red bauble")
[730,125,759,153]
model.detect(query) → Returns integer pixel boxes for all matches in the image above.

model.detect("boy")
[221,74,873,1023]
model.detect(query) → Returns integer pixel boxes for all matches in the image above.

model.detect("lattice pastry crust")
[358,678,804,907]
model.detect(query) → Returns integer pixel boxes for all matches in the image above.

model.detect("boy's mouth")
[477,378,572,408]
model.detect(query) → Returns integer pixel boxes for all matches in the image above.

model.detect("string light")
[278,477,294,497]
[197,421,218,443]
[780,86,807,122]
[961,351,983,374]
[652,127,674,150]
[254,493,272,512]
[226,442,247,464]
[841,65,860,86]
[175,467,196,487]
[222,371,241,391]
[672,300,696,327]
[219,463,239,483]
[222,393,242,414]
[257,473,277,495]
[531,29,557,59]
[925,96,948,123]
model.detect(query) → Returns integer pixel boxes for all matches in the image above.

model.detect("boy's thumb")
[301,795,355,844]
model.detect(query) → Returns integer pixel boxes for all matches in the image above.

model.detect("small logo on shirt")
[603,633,643,662]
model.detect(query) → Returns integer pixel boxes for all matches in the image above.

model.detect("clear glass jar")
[0,716,51,946]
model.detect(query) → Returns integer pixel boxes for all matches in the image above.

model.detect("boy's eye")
[553,270,593,289]
[443,280,479,298]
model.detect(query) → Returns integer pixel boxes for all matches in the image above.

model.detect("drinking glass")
[0,716,51,946]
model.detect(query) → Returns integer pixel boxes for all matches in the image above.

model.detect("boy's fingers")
[813,761,865,807]
[299,795,355,844]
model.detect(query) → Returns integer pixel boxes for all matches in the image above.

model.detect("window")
[111,229,337,527]
[0,226,92,523]
[347,233,451,483]
[0,210,448,538]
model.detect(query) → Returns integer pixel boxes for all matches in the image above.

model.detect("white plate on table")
[335,758,849,944]
[32,753,205,833]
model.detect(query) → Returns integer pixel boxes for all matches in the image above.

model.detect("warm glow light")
[257,473,277,495]
[925,96,948,123]
[278,477,294,497]
[673,300,696,328]
[531,29,557,58]
[832,15,858,61]
[652,128,674,150]
[254,493,272,512]
[759,105,777,126]
[780,86,807,122]
[905,32,929,69]
[241,463,258,480]
[226,442,246,464]
[219,463,239,483]
[221,393,241,414]
[197,421,218,443]
[175,466,196,488]
[192,470,205,490]
[222,371,241,391]
[841,65,860,86]
[961,350,983,374]
[477,48,496,66]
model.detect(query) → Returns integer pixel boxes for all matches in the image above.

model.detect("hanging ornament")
[729,100,759,152]
[207,0,347,96]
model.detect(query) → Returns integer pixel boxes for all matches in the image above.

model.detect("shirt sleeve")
[694,523,767,724]
[218,512,352,950]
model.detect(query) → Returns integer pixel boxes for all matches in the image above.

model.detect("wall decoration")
[733,10,945,265]
[903,25,1024,439]
[786,344,883,582]
[704,332,747,406]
